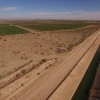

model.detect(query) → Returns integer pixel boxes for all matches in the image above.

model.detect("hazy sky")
[0,0,100,20]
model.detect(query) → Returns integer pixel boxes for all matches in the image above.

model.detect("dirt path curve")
[5,29,100,100]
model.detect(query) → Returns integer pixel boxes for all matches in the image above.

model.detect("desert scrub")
[41,59,47,62]
[7,71,12,75]
[67,44,74,51]
[21,83,24,87]
[4,39,6,41]
[21,69,27,75]
[0,59,49,89]
[37,72,40,75]
[56,48,66,54]
[0,75,3,80]
[16,73,22,79]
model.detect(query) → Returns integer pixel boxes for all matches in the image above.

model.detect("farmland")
[9,20,98,31]
[20,23,93,31]
[0,24,28,36]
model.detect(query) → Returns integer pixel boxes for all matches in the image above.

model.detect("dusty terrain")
[0,22,100,100]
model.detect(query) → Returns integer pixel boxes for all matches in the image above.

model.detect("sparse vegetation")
[21,69,27,75]
[16,73,22,79]
[21,83,24,87]
[56,48,66,54]
[0,75,2,79]
[4,39,6,41]
[67,44,74,51]
[37,72,40,75]
[7,71,12,75]
[41,59,47,62]
[45,67,49,70]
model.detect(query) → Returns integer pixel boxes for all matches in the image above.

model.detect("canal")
[72,46,100,100]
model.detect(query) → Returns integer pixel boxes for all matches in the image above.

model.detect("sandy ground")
[0,23,100,100]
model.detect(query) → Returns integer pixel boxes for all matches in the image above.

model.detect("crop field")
[20,23,93,31]
[9,20,99,31]
[0,24,28,36]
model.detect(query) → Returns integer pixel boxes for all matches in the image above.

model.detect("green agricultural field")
[0,24,28,36]
[21,23,93,31]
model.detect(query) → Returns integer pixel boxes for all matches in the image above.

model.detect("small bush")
[41,59,46,62]
[16,73,21,79]
[21,56,24,59]
[37,72,40,75]
[39,61,43,65]
[0,75,2,79]
[4,39,6,41]
[45,67,49,70]
[7,71,12,75]
[30,60,33,62]
[24,57,28,60]
[21,69,27,75]
[21,83,24,87]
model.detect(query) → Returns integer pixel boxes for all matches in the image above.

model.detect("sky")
[0,0,100,20]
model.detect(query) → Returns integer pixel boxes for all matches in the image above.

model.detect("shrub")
[37,72,40,75]
[45,67,49,70]
[16,73,21,79]
[21,69,27,75]
[7,71,12,75]
[41,59,46,62]
[0,75,2,79]
[4,39,6,41]
[21,83,24,87]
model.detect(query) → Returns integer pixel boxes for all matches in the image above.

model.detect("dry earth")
[0,23,100,100]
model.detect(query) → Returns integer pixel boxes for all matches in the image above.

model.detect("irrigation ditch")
[72,45,100,100]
